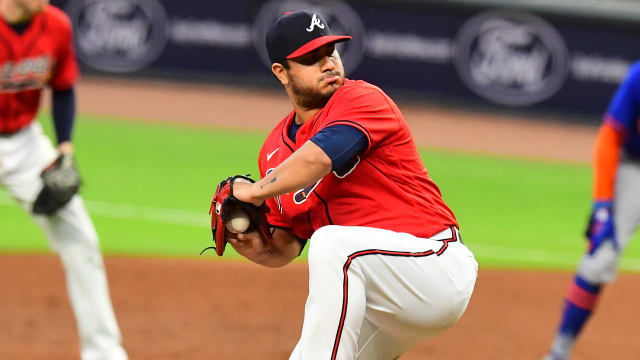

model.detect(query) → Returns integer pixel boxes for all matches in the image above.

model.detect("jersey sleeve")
[605,61,640,131]
[50,15,78,91]
[320,85,399,153]
[309,125,368,171]
[593,122,625,201]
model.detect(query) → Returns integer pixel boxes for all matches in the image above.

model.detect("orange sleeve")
[593,122,625,200]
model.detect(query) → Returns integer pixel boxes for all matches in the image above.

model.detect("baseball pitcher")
[542,62,640,360]
[0,0,127,359]
[209,11,477,360]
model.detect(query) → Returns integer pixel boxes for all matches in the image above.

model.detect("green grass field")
[1,114,639,271]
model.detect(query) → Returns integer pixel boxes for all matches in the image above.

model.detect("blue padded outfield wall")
[52,0,640,118]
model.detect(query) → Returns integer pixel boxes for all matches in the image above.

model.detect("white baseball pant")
[578,156,640,284]
[289,225,477,360]
[0,122,127,360]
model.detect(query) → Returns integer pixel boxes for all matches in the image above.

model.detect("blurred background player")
[542,62,640,360]
[0,0,127,359]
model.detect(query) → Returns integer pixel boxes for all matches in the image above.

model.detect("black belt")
[622,150,640,163]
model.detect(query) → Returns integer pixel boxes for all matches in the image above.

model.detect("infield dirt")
[2,78,638,360]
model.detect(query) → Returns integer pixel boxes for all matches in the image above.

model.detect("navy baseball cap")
[266,10,352,64]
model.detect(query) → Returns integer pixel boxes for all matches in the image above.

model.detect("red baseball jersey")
[259,79,458,240]
[0,5,78,134]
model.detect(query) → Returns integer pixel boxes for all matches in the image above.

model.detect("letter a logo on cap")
[306,13,325,32]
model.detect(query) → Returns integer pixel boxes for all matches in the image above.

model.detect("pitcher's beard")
[290,76,342,109]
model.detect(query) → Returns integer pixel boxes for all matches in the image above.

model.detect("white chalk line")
[2,190,639,271]
[469,243,640,272]
[0,190,209,228]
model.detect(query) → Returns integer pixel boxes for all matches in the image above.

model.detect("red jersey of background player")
[0,5,78,133]
[259,79,458,240]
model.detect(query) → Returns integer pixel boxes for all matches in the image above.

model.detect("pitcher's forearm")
[252,140,332,202]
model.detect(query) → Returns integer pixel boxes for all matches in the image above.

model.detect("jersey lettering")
[0,56,53,93]
[294,179,322,204]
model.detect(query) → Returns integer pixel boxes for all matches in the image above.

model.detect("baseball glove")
[33,153,81,215]
[584,201,617,254]
[207,175,270,256]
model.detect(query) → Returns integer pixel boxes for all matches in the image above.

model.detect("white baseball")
[226,208,250,233]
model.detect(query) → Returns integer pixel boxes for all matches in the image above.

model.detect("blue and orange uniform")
[544,61,640,360]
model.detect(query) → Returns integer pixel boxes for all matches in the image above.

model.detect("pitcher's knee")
[310,225,343,242]
[308,226,350,266]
